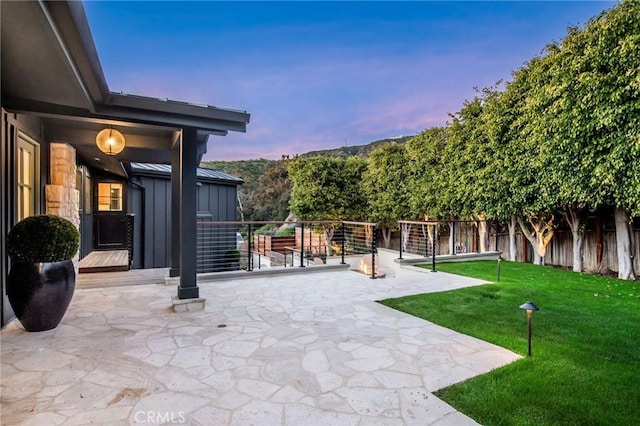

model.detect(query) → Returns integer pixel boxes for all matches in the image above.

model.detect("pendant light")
[96,127,126,156]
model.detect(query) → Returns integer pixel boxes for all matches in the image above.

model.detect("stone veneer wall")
[45,144,80,260]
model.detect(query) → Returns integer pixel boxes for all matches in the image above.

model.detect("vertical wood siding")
[129,175,238,269]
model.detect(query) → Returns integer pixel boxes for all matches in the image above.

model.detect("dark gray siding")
[128,174,238,269]
[1,110,46,327]
[197,182,238,220]
[77,165,93,259]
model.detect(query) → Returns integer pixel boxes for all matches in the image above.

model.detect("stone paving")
[1,264,520,425]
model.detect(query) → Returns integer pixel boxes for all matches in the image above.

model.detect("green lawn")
[380,261,640,425]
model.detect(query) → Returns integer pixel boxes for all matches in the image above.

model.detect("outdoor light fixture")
[497,257,502,282]
[96,127,125,156]
[519,301,539,357]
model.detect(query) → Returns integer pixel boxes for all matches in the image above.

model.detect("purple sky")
[84,1,613,161]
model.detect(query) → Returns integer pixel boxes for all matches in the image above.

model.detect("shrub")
[7,215,80,263]
[254,224,277,235]
[275,226,295,237]
[224,248,241,263]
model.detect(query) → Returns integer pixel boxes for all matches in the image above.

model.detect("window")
[17,133,38,220]
[97,182,123,211]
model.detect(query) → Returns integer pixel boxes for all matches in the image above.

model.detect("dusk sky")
[84,1,614,161]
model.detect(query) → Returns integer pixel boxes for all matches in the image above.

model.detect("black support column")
[177,127,199,299]
[169,147,181,277]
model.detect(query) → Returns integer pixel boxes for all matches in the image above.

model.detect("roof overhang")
[128,162,244,186]
[1,1,250,177]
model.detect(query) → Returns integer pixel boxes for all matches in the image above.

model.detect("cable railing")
[196,219,380,278]
[397,219,499,271]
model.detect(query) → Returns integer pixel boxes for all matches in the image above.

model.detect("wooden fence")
[396,215,640,275]
[489,216,639,275]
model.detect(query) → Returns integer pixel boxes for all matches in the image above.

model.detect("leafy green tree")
[252,157,292,221]
[475,84,523,260]
[405,127,450,220]
[288,156,367,254]
[361,143,412,247]
[446,94,504,252]
[553,0,639,278]
[512,0,639,276]
[404,127,454,254]
[515,55,561,265]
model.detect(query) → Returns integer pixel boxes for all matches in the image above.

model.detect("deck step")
[77,268,168,289]
[78,250,129,273]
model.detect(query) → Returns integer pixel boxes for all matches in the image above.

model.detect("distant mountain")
[301,135,414,158]
[201,135,416,174]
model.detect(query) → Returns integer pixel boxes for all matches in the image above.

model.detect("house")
[1,1,250,327]
[126,163,243,271]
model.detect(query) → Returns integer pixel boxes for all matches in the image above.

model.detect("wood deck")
[76,268,169,289]
[78,250,129,273]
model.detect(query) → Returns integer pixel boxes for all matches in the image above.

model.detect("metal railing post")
[424,227,429,258]
[340,222,346,265]
[247,224,252,271]
[431,224,437,272]
[299,223,305,268]
[398,222,403,260]
[370,224,377,279]
[452,221,457,255]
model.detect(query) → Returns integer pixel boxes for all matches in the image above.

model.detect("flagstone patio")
[1,262,520,425]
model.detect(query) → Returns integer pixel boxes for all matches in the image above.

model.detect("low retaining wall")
[395,251,502,265]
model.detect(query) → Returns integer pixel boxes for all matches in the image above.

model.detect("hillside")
[200,135,415,221]
[201,135,415,180]
[301,135,414,158]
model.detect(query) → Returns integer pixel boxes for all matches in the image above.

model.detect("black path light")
[519,301,539,357]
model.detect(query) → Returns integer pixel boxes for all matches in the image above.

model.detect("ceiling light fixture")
[96,127,125,156]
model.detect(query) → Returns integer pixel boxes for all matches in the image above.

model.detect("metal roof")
[129,163,243,185]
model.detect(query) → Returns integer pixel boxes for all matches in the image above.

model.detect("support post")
[177,128,199,299]
[340,222,346,265]
[370,224,377,279]
[424,226,429,258]
[451,221,456,255]
[431,224,437,272]
[299,223,305,268]
[169,148,181,277]
[398,223,403,260]
[247,224,252,271]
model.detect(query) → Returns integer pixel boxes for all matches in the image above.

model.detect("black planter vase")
[7,260,76,332]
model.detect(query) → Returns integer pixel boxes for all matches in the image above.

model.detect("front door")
[94,181,127,250]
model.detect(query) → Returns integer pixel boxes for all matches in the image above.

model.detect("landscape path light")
[519,301,539,357]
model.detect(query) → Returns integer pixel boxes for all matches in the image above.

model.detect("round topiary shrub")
[7,215,80,263]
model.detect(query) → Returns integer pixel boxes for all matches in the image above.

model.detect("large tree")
[288,156,367,254]
[361,143,412,247]
[405,128,451,253]
[527,0,640,277]
[405,127,450,220]
[479,84,525,261]
[564,0,639,279]
[252,157,292,221]
[446,94,506,252]
[497,55,560,265]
